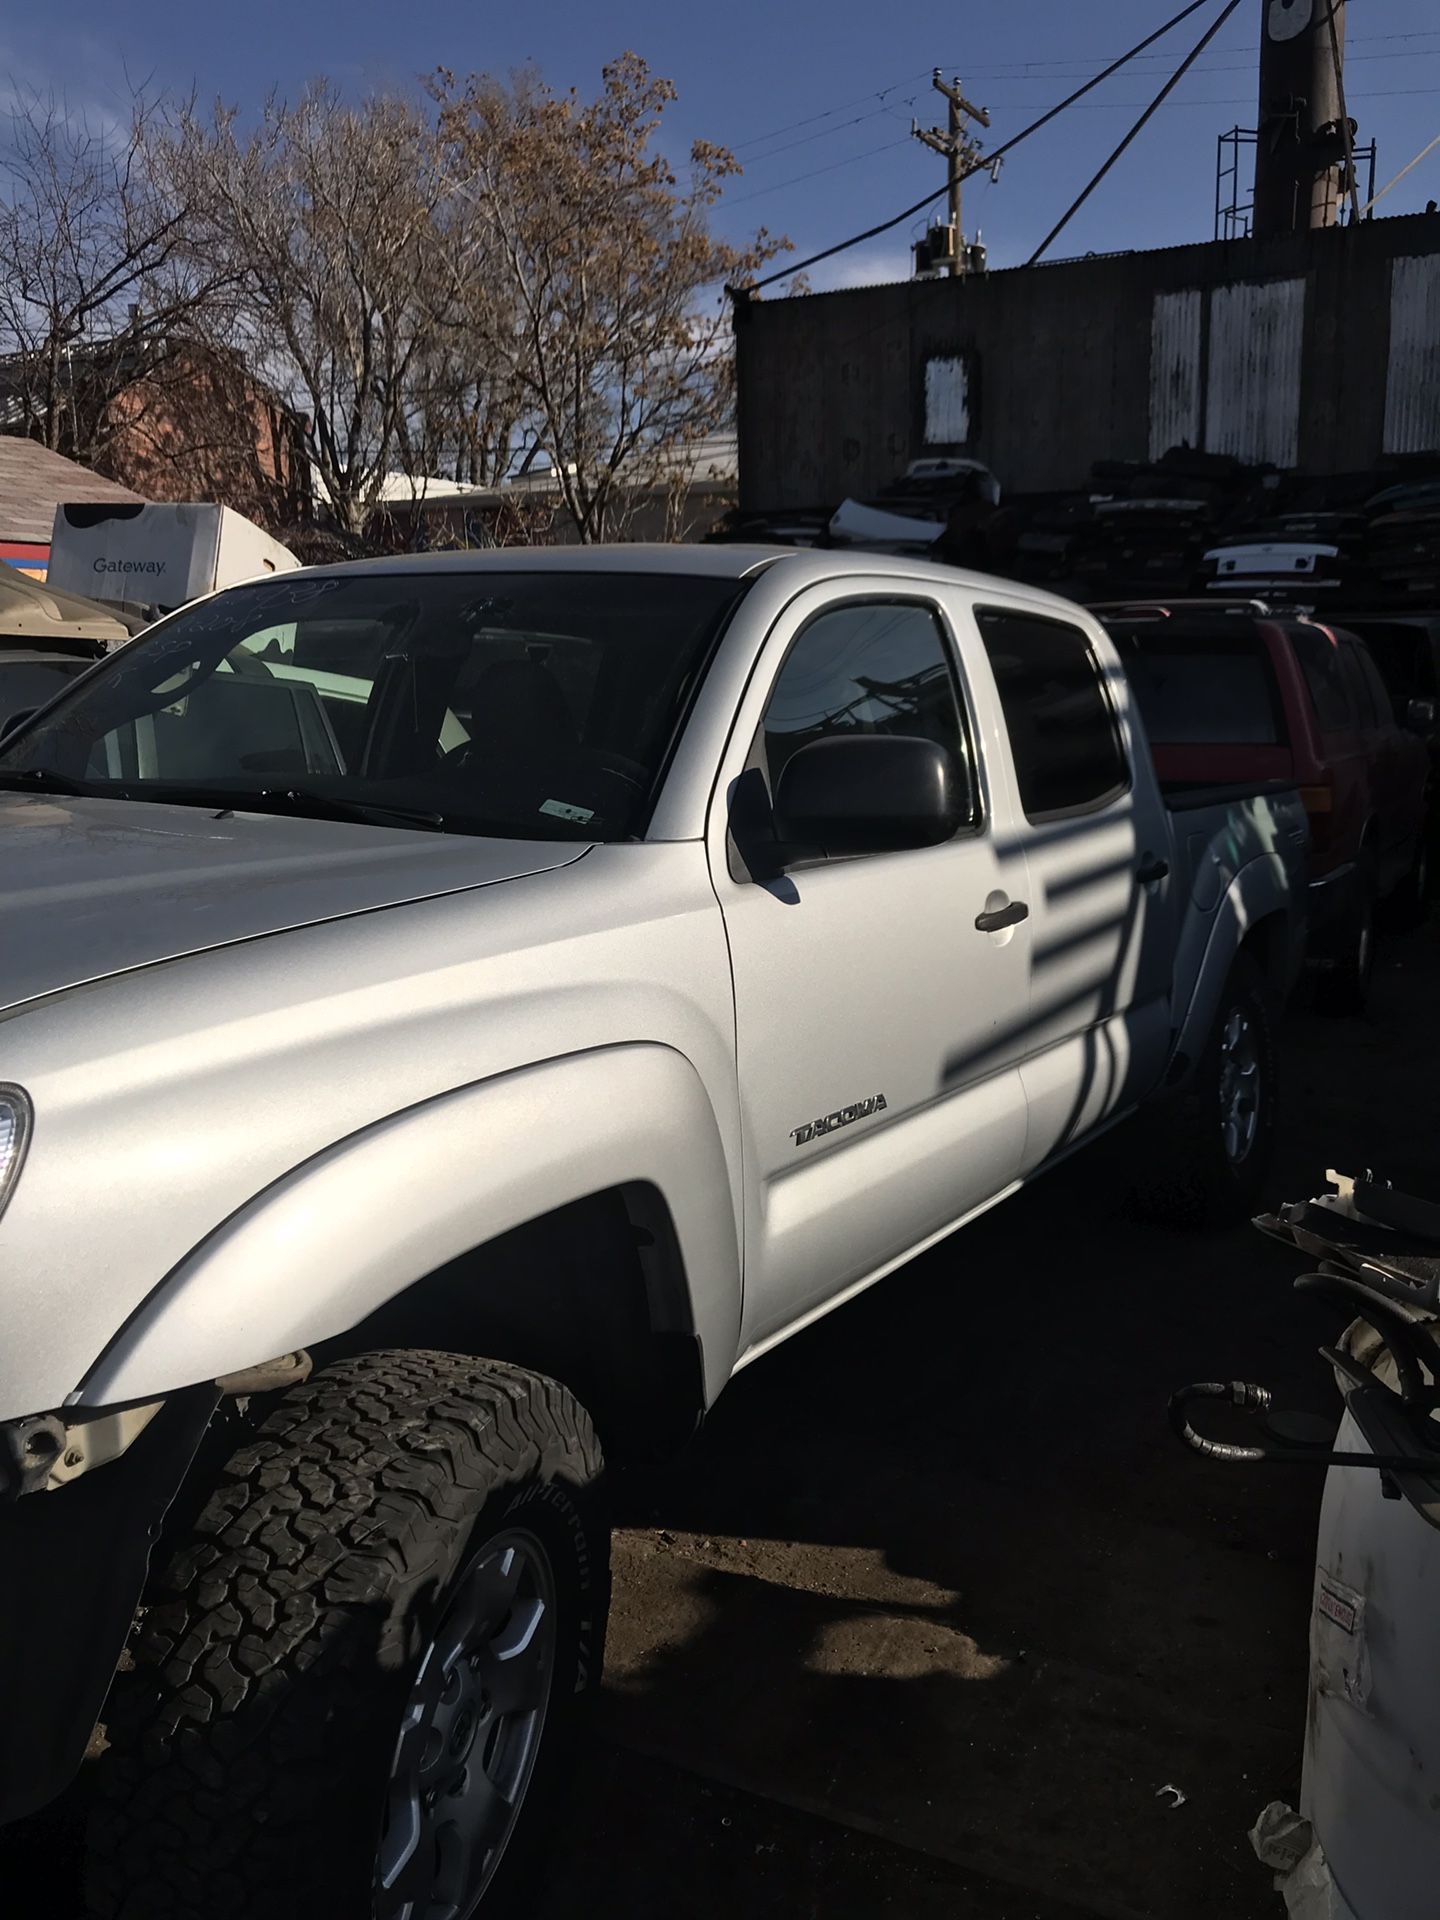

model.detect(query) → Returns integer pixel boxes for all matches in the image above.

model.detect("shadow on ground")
[591,925,1440,1919]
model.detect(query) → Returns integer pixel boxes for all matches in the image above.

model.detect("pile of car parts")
[1173,1170,1440,1920]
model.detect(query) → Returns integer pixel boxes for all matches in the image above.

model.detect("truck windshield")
[0,570,748,840]
[1107,625,1281,746]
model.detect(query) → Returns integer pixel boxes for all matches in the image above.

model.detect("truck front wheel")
[1129,952,1277,1230]
[87,1350,608,1920]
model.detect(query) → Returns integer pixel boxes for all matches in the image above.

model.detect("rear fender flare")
[79,1044,742,1409]
[1171,855,1294,1074]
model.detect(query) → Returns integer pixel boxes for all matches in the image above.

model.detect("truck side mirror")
[1405,697,1436,737]
[772,734,967,858]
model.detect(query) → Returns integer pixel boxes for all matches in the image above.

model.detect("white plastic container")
[46,502,298,612]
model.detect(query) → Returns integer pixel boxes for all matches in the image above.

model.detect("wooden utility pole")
[1253,0,1350,236]
[912,71,991,274]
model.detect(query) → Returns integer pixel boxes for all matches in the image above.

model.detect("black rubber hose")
[1168,1380,1273,1461]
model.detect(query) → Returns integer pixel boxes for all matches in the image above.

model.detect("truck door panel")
[712,587,1030,1351]
[968,606,1175,1171]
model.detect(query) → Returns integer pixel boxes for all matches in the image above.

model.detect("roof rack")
[1087,596,1280,618]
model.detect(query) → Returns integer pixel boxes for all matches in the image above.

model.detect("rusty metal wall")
[1148,289,1203,462]
[1384,255,1440,456]
[1204,277,1306,468]
[736,212,1440,507]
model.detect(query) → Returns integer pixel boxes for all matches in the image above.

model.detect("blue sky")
[8,1,1440,288]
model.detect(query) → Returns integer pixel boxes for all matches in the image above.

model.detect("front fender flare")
[80,1044,742,1409]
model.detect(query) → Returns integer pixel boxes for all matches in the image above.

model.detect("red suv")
[1100,603,1431,1011]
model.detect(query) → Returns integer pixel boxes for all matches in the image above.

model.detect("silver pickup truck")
[0,548,1306,1919]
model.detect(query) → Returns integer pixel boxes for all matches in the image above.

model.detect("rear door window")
[976,609,1128,820]
[1291,627,1356,732]
[1107,626,1280,745]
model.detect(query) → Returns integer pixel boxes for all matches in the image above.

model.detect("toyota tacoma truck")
[0,547,1306,1918]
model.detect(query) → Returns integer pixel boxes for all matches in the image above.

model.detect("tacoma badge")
[791,1095,888,1147]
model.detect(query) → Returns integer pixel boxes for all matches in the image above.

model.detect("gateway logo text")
[92,557,167,575]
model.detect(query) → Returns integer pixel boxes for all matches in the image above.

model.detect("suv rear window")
[1106,624,1280,746]
[1291,626,1356,732]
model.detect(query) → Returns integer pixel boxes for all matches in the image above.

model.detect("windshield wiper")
[0,767,90,795]
[0,770,445,833]
[251,788,447,833]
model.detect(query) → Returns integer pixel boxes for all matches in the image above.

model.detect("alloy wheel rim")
[1217,1004,1261,1166]
[375,1529,557,1920]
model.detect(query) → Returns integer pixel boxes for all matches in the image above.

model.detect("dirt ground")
[13,924,1440,1918]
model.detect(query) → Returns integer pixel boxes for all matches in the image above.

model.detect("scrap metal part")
[0,1387,218,1824]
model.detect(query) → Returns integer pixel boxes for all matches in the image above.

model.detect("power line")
[726,32,1440,169]
[726,136,914,207]
[1359,130,1440,216]
[1028,0,1247,266]
[735,0,1224,296]
[737,93,922,167]
[989,86,1440,111]
[964,47,1440,83]
[730,73,931,157]
[931,27,1440,77]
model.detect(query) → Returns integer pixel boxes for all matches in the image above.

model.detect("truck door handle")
[974,900,1029,933]
[1137,858,1170,885]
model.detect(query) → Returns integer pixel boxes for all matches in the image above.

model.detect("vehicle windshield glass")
[1107,625,1281,746]
[0,570,749,840]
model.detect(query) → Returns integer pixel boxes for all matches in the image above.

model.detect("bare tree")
[394,333,537,492]
[431,54,787,542]
[164,85,441,540]
[0,83,235,467]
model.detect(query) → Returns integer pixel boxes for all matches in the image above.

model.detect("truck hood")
[0,792,589,1014]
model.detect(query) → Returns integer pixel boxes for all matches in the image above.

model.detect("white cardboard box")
[47,502,299,610]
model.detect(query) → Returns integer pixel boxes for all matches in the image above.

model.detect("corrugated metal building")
[735,212,1440,507]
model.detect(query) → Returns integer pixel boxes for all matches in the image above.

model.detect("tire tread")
[87,1350,604,1920]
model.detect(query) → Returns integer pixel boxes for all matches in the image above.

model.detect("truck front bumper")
[0,1388,216,1825]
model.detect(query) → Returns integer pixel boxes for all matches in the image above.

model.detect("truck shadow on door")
[938,807,1155,1162]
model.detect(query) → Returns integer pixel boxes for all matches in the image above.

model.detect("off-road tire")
[86,1350,608,1920]
[1129,953,1277,1230]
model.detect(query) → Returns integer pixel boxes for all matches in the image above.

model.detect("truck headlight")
[0,1087,31,1219]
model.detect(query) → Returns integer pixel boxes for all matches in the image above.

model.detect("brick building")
[0,340,310,535]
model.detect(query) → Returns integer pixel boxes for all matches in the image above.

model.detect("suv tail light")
[1300,777,1335,857]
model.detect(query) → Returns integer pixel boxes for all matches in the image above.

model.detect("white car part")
[1251,1803,1351,1919]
